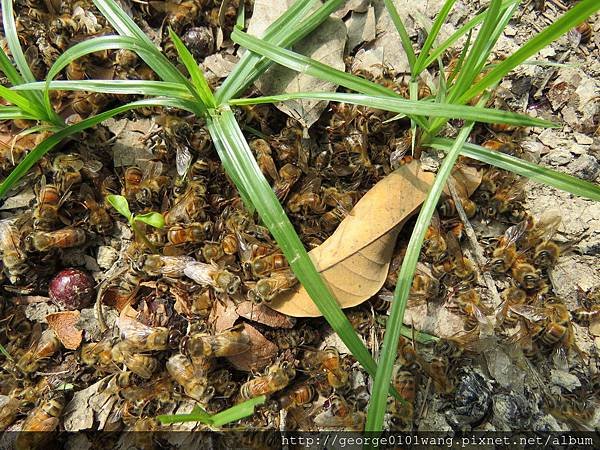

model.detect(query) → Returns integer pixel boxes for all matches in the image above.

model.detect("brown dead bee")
[239,361,296,401]
[0,219,29,283]
[489,220,528,273]
[165,180,207,225]
[25,228,86,252]
[248,268,297,303]
[33,176,70,230]
[167,222,213,245]
[15,398,63,450]
[166,354,213,403]
[80,183,112,234]
[184,325,250,359]
[17,329,61,374]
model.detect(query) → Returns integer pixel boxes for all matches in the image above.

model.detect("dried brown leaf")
[226,323,278,372]
[267,161,480,317]
[46,311,82,350]
[236,301,296,328]
[211,296,239,332]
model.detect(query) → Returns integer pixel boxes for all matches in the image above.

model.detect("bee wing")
[83,159,103,173]
[142,160,164,180]
[116,315,155,345]
[25,415,60,432]
[0,219,23,257]
[175,144,193,177]
[503,220,528,247]
[536,211,562,241]
[444,230,464,261]
[509,304,547,323]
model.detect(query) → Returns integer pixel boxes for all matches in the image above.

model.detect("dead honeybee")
[239,362,296,401]
[572,287,600,326]
[14,398,63,450]
[152,0,203,32]
[71,91,109,117]
[510,299,574,349]
[183,260,241,294]
[303,347,349,389]
[17,329,61,373]
[248,251,288,277]
[0,396,21,430]
[250,138,279,181]
[445,231,476,284]
[273,163,302,201]
[523,213,562,269]
[447,289,492,331]
[439,196,477,219]
[489,220,528,273]
[0,219,28,283]
[110,344,159,379]
[116,315,175,351]
[397,336,418,368]
[496,286,528,328]
[287,176,326,215]
[279,383,316,409]
[167,222,212,245]
[511,257,542,291]
[575,21,592,44]
[25,228,86,252]
[80,183,112,234]
[481,178,528,221]
[347,308,373,335]
[166,354,212,403]
[421,353,453,395]
[209,369,238,398]
[423,213,447,262]
[313,395,365,431]
[201,241,225,262]
[66,57,88,81]
[390,368,417,430]
[165,180,207,225]
[184,326,250,359]
[80,339,114,370]
[33,176,70,230]
[136,254,193,278]
[115,49,139,70]
[248,269,297,303]
[127,162,170,206]
[482,134,522,155]
[265,325,320,350]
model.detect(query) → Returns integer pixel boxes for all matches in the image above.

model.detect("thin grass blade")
[230,92,556,128]
[430,138,600,201]
[157,396,266,426]
[0,106,36,121]
[167,28,215,108]
[0,97,197,198]
[0,49,24,86]
[0,85,42,117]
[383,0,416,72]
[413,0,457,74]
[463,0,600,103]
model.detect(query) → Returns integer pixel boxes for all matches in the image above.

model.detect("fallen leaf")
[249,0,346,128]
[226,323,277,372]
[211,296,239,332]
[105,117,154,167]
[589,319,600,337]
[46,311,83,350]
[346,7,376,51]
[267,161,480,317]
[236,301,296,328]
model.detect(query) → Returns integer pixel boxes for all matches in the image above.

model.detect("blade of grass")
[429,138,600,201]
[217,0,345,103]
[413,0,457,75]
[157,396,266,426]
[462,0,600,103]
[230,92,556,128]
[383,0,416,72]
[0,49,24,86]
[0,85,44,117]
[365,93,490,433]
[0,97,197,198]
[0,106,36,120]
[207,107,400,401]
[167,28,216,108]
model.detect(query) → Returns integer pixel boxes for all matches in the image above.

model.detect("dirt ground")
[0,0,599,443]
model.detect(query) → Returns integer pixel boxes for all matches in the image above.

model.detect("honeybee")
[390,368,416,430]
[481,178,528,221]
[152,0,202,32]
[510,299,574,349]
[14,398,63,450]
[273,163,302,201]
[523,213,562,269]
[511,257,542,291]
[239,362,296,401]
[423,214,447,262]
[397,336,418,368]
[575,21,592,44]
[250,138,279,181]
[80,183,112,234]
[183,260,241,294]
[279,383,315,409]
[313,395,365,431]
[209,369,238,398]
[66,57,88,80]
[489,220,528,273]
[25,228,86,252]
[0,219,28,283]
[496,286,528,328]
[422,354,453,395]
[448,289,492,331]
[248,269,297,303]
[116,315,174,351]
[439,196,477,218]
[287,177,326,215]
[265,325,320,350]
[80,339,114,370]
[572,287,600,326]
[167,222,212,245]
[445,232,476,284]
[184,326,250,359]
[71,91,109,116]
[304,347,349,389]
[165,180,207,225]
[33,176,70,230]
[248,251,288,277]
[482,134,521,154]
[0,396,22,429]
[166,354,212,403]
[110,344,159,379]
[17,329,61,373]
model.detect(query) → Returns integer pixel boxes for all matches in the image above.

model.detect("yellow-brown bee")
[80,183,112,234]
[15,398,63,450]
[167,222,212,245]
[25,228,86,252]
[16,329,61,374]
[166,354,212,403]
[239,362,296,401]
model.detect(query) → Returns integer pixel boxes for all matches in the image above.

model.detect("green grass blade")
[400,326,439,345]
[230,92,556,128]
[0,97,197,199]
[413,0,457,74]
[18,80,194,100]
[462,0,600,103]
[421,0,519,70]
[383,0,416,72]
[231,29,430,130]
[429,138,600,201]
[91,0,189,85]
[167,28,215,108]
[207,108,400,400]
[0,85,42,117]
[157,396,266,426]
[217,0,345,103]
[366,120,478,433]
[0,49,24,86]
[0,106,36,120]
[447,29,472,85]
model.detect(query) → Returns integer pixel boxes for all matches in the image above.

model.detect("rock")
[492,392,532,431]
[568,154,600,181]
[542,149,572,166]
[579,238,600,256]
[550,369,581,391]
[574,132,594,145]
[96,246,119,270]
[485,347,525,392]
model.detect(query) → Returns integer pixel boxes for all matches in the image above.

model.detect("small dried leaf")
[211,296,239,332]
[236,301,296,328]
[226,323,277,372]
[267,161,480,317]
[46,311,82,350]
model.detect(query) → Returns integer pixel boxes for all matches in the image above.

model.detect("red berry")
[49,268,95,310]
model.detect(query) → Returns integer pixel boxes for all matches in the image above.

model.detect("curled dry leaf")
[46,311,83,350]
[226,323,278,372]
[211,296,239,332]
[267,161,481,317]
[236,301,296,328]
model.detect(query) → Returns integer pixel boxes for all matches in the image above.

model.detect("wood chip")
[46,311,83,350]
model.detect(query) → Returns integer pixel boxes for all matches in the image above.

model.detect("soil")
[0,0,599,442]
